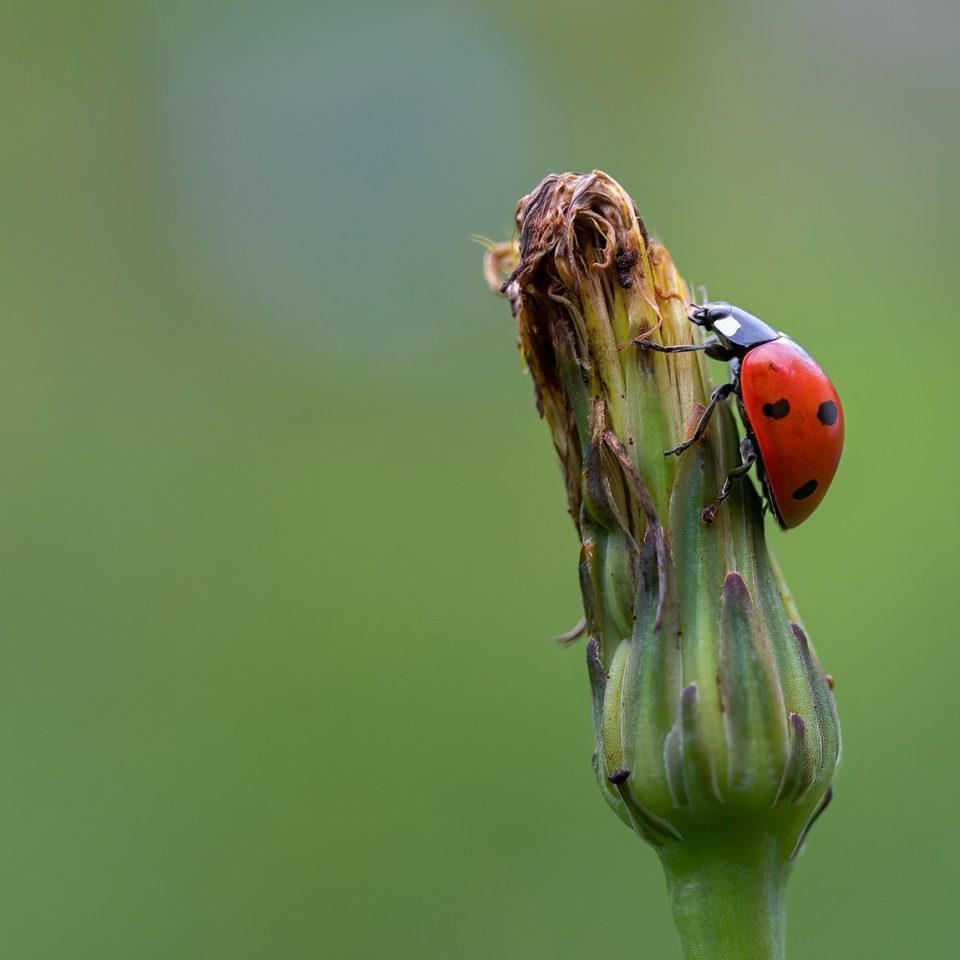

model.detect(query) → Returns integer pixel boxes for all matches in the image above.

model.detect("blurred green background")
[2,1,958,957]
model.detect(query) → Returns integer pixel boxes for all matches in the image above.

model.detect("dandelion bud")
[484,171,840,960]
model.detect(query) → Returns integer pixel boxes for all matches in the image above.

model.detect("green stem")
[659,832,788,960]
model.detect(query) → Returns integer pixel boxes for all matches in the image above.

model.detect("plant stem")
[659,832,788,960]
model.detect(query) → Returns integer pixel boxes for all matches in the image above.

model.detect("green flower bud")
[484,171,840,960]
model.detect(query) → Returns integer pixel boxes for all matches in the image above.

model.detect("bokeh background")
[3,1,958,957]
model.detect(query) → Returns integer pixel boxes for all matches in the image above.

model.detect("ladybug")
[627,302,843,528]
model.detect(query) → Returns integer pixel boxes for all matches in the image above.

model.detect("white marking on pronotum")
[714,315,741,338]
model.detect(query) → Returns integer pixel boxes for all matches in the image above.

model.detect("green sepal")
[718,572,789,807]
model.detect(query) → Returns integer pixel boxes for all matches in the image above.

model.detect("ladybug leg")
[620,336,734,360]
[621,339,703,354]
[716,438,758,505]
[664,382,736,458]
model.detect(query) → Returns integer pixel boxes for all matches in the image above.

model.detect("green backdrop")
[2,1,957,956]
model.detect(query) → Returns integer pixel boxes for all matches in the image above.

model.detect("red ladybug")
[627,302,843,528]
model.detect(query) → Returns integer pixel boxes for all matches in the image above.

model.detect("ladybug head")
[688,301,733,330]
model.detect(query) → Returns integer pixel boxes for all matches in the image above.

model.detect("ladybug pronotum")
[628,302,844,528]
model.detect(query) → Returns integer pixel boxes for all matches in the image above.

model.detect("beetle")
[625,302,844,528]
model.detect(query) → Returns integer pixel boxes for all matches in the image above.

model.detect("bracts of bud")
[484,171,840,960]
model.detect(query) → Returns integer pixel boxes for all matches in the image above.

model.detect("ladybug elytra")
[627,302,844,528]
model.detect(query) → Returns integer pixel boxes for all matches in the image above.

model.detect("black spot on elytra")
[607,768,630,785]
[817,400,839,426]
[793,478,819,501]
[763,397,790,419]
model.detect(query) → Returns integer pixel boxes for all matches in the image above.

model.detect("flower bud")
[484,171,840,959]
